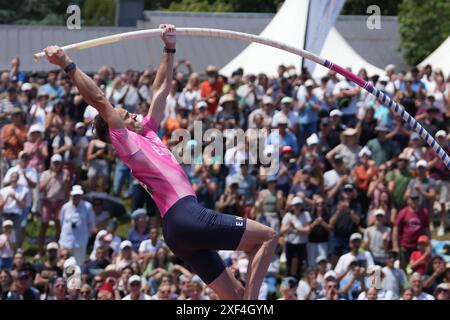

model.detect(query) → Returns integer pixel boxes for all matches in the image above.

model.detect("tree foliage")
[83,0,116,26]
[398,0,450,65]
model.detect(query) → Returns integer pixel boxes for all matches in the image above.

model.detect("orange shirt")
[1,123,28,159]
[200,79,223,115]
[353,165,378,191]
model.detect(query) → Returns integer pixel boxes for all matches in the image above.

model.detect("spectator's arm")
[362,230,371,250]
[392,226,400,252]
[348,210,361,225]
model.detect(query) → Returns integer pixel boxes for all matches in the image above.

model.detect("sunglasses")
[80,291,91,295]
[55,284,66,288]
[160,290,170,295]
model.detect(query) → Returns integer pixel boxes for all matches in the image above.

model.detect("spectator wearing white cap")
[334,233,374,281]
[24,124,48,173]
[272,96,299,131]
[114,240,135,271]
[266,113,299,154]
[122,275,151,300]
[34,242,63,290]
[0,220,16,270]
[424,130,450,236]
[404,159,436,217]
[326,127,361,171]
[363,209,391,265]
[0,172,27,244]
[59,185,95,266]
[38,153,71,255]
[280,196,311,280]
[434,282,449,300]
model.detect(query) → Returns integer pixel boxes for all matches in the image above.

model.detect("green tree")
[83,0,116,26]
[398,0,450,65]
[162,0,281,12]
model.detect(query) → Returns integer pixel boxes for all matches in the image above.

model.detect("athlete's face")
[117,108,144,134]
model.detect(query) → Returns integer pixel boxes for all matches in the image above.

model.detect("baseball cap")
[219,94,236,106]
[281,146,294,154]
[385,64,395,71]
[358,146,372,158]
[281,276,297,288]
[373,208,386,217]
[51,154,62,162]
[379,75,390,83]
[437,283,449,291]
[436,130,447,138]
[70,185,84,196]
[17,270,31,279]
[28,123,45,136]
[304,79,315,87]
[46,242,59,251]
[416,160,428,168]
[343,128,357,136]
[120,240,132,250]
[350,233,362,242]
[281,96,293,104]
[330,109,343,117]
[266,175,277,183]
[128,275,142,285]
[417,235,429,244]
[277,115,288,125]
[262,95,274,105]
[306,133,319,146]
[75,122,85,130]
[333,154,344,161]
[196,101,207,109]
[21,83,33,91]
[131,208,147,219]
[315,255,327,264]
[206,65,218,73]
[375,125,390,132]
[291,197,303,206]
[344,183,355,190]
[324,270,337,280]
[2,220,13,228]
[320,117,330,125]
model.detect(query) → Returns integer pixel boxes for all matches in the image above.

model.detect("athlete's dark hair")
[93,114,110,143]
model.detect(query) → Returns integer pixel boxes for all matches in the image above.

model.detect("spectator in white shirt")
[409,272,435,300]
[122,275,151,300]
[0,220,16,270]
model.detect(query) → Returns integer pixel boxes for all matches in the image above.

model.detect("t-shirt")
[122,293,152,300]
[0,185,28,214]
[281,211,311,244]
[3,165,38,206]
[394,207,429,249]
[40,170,69,201]
[364,225,391,262]
[366,138,396,167]
[409,251,431,275]
[109,116,196,217]
[331,144,361,170]
[0,233,16,258]
[406,177,436,211]
[381,266,407,300]
[138,238,164,255]
[308,211,331,243]
[334,251,375,277]
[386,169,412,209]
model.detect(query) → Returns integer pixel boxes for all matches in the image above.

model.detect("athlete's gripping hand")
[159,24,176,49]
[43,45,72,68]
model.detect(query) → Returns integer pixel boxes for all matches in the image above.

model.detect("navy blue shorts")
[162,196,247,284]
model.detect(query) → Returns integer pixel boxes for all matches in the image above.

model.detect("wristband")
[163,47,176,54]
[64,62,76,74]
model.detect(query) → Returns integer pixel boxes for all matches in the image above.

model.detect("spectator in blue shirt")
[126,209,150,252]
[267,115,299,155]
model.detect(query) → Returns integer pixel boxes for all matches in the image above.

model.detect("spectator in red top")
[409,235,431,275]
[200,65,223,115]
[393,191,430,270]
[424,130,450,236]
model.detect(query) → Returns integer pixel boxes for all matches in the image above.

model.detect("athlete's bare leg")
[236,219,278,300]
[208,267,245,300]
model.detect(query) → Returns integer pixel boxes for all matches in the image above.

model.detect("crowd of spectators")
[0,56,449,300]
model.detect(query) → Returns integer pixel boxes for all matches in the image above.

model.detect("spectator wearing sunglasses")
[433,283,449,300]
[122,275,151,300]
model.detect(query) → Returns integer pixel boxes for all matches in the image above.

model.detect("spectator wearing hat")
[59,185,95,266]
[1,107,28,164]
[338,256,369,300]
[248,95,275,129]
[363,209,391,265]
[96,279,116,300]
[45,276,68,300]
[38,153,71,255]
[401,133,425,164]
[352,146,377,215]
[88,228,115,262]
[297,79,320,143]
[6,269,40,300]
[327,109,346,149]
[366,124,397,167]
[0,172,27,242]
[216,94,242,127]
[33,242,63,291]
[323,153,351,201]
[393,191,430,270]
[0,85,24,128]
[433,282,449,300]
[424,130,450,236]
[266,114,299,155]
[275,145,298,196]
[409,235,433,276]
[281,196,311,280]
[317,276,341,300]
[326,127,361,171]
[126,208,150,252]
[24,124,49,173]
[122,275,151,300]
[277,276,298,300]
[200,65,223,115]
[386,153,413,210]
[409,272,434,300]
[381,250,408,300]
[404,160,436,226]
[0,220,16,270]
[114,240,135,271]
[272,96,299,131]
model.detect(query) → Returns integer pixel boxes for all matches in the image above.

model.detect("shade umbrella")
[83,192,126,217]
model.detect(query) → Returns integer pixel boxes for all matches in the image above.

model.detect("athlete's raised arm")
[147,24,176,124]
[43,45,123,130]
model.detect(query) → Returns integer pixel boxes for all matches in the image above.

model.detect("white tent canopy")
[419,35,450,76]
[221,0,384,79]
[313,27,384,79]
[220,0,307,76]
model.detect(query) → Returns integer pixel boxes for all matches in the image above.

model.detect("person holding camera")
[59,185,95,267]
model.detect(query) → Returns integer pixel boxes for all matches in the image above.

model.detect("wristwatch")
[163,47,176,54]
[64,62,76,74]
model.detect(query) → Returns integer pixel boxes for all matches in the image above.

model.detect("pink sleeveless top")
[109,116,196,216]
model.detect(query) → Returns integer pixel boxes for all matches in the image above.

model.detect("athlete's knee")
[265,228,278,243]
